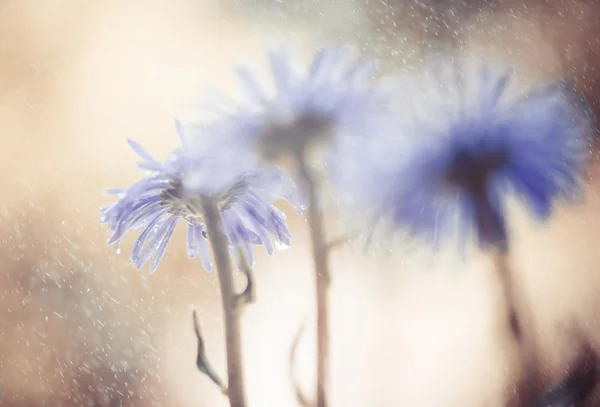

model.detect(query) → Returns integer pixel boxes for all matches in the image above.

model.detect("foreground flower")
[197,47,395,168]
[100,121,298,273]
[335,65,592,248]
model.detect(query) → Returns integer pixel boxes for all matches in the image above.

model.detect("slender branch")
[289,318,312,407]
[491,249,522,343]
[193,310,227,394]
[491,249,545,407]
[295,153,331,407]
[325,233,355,252]
[202,199,248,407]
[491,249,531,407]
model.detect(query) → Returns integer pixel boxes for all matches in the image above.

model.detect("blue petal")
[235,65,266,105]
[332,63,591,249]
[232,206,273,254]
[223,211,255,268]
[131,210,168,263]
[197,226,213,272]
[136,216,176,270]
[149,217,178,273]
[268,48,293,92]
[175,118,187,148]
[127,139,164,172]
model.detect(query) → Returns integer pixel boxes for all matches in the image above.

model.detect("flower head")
[100,120,299,273]
[334,65,592,249]
[197,47,395,168]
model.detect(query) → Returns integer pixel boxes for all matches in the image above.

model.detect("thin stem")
[193,310,227,393]
[202,199,247,407]
[295,154,331,407]
[491,249,522,343]
[289,318,311,407]
[492,249,542,407]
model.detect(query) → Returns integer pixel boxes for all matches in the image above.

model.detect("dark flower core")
[445,147,510,247]
[445,148,508,195]
[257,113,333,160]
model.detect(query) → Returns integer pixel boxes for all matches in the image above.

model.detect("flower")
[333,65,592,249]
[194,47,395,168]
[100,120,299,273]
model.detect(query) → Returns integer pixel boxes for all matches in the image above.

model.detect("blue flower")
[195,47,395,167]
[100,120,299,273]
[334,65,592,249]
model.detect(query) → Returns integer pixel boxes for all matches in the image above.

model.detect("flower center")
[160,176,250,225]
[257,113,333,160]
[445,148,508,197]
[445,147,510,246]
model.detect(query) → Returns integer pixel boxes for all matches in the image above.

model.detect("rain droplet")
[274,240,291,251]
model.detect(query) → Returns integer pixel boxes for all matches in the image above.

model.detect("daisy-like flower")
[100,120,299,273]
[187,46,394,407]
[196,46,395,169]
[335,64,593,249]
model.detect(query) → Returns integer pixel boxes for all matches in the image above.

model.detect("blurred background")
[2,0,600,405]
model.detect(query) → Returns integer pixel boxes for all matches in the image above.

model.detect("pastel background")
[1,1,600,406]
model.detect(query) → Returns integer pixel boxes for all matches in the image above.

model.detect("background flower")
[188,47,396,171]
[7,1,600,406]
[333,63,593,249]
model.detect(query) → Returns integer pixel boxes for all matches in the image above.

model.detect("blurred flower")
[196,47,395,169]
[100,120,299,273]
[334,65,592,248]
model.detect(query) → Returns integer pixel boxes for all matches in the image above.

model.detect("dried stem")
[202,199,248,407]
[295,153,331,407]
[193,310,227,393]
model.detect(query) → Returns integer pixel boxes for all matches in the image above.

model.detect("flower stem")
[533,342,599,407]
[491,249,522,343]
[491,248,542,406]
[202,199,247,407]
[295,154,330,407]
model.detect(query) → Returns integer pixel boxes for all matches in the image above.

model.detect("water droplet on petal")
[275,240,291,251]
